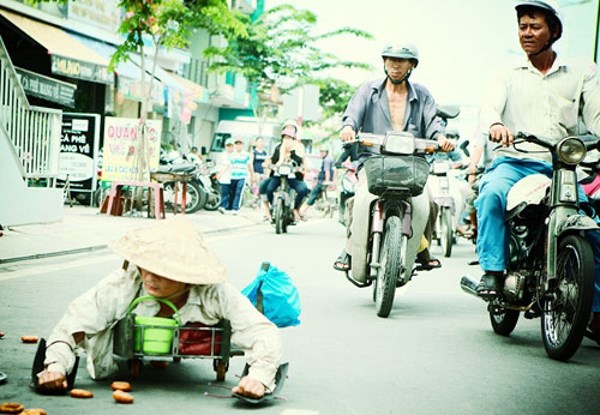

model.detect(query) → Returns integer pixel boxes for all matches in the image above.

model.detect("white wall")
[0,127,63,226]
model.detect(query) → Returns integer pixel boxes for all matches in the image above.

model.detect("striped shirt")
[230,151,251,180]
[479,54,600,162]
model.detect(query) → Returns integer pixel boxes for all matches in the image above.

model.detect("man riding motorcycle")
[475,0,600,337]
[332,41,454,280]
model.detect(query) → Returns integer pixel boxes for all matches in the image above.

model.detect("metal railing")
[0,36,61,184]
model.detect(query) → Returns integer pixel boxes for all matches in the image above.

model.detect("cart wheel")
[173,357,182,364]
[214,359,228,382]
[128,359,142,378]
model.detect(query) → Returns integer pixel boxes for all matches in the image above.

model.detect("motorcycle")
[344,132,439,318]
[271,161,298,235]
[196,162,221,211]
[460,132,600,361]
[429,159,458,257]
[155,151,206,214]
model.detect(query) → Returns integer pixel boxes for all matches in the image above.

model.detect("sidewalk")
[0,205,264,263]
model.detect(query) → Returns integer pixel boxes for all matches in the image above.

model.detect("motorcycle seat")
[158,164,197,174]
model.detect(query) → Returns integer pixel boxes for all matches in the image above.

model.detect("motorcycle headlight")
[278,165,292,176]
[432,160,450,174]
[557,137,586,165]
[383,132,415,155]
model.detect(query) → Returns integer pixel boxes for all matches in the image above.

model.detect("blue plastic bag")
[242,263,301,328]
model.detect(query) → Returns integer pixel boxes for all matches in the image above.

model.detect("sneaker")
[232,210,238,216]
[217,207,225,214]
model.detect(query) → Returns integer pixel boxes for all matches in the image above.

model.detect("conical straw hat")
[109,216,227,284]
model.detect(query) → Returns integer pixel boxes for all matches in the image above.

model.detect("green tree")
[109,0,246,182]
[32,0,247,183]
[205,4,372,130]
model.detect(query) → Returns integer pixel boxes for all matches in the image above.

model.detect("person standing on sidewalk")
[217,139,234,214]
[228,138,252,214]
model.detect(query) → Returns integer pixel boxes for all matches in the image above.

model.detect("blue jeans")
[229,179,245,211]
[219,183,230,209]
[306,181,324,206]
[475,156,600,311]
[266,177,309,209]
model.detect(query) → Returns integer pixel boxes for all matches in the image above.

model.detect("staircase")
[0,35,63,227]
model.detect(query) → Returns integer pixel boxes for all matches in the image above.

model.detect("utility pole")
[595,2,599,63]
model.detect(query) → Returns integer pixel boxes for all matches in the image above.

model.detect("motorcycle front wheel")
[542,234,594,361]
[274,198,284,235]
[375,216,402,318]
[440,208,453,258]
[203,193,221,211]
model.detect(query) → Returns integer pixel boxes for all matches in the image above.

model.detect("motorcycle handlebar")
[344,134,440,153]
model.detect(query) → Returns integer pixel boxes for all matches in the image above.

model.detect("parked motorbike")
[156,151,206,214]
[460,132,600,361]
[272,161,298,234]
[196,162,221,211]
[344,132,439,318]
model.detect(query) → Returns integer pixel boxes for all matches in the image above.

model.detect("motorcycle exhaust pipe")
[460,274,481,298]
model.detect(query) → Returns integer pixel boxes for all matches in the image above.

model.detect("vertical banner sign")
[102,117,162,181]
[57,113,101,204]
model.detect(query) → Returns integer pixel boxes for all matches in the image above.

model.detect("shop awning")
[159,69,205,101]
[0,9,113,84]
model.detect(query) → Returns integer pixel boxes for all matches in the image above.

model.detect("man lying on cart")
[33,216,283,400]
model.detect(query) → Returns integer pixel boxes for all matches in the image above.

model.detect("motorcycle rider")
[475,0,600,337]
[265,124,309,223]
[299,147,335,219]
[332,41,454,275]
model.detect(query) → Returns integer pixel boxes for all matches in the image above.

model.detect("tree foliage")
[204,4,373,118]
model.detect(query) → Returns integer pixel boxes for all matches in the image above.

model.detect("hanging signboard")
[15,67,77,107]
[101,117,162,182]
[56,113,101,206]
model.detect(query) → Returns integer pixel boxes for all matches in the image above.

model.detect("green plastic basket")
[128,296,180,355]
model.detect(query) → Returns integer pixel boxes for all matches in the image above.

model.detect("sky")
[266,0,599,138]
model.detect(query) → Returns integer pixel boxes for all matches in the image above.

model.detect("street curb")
[0,221,262,265]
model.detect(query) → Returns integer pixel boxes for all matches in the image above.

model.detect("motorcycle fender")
[433,196,454,209]
[556,214,598,237]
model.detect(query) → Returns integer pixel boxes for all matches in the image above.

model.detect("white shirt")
[44,267,282,388]
[217,151,232,184]
[480,54,600,162]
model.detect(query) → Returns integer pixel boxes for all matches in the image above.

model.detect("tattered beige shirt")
[44,267,282,388]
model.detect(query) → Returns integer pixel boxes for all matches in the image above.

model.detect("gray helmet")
[515,0,563,41]
[381,43,419,66]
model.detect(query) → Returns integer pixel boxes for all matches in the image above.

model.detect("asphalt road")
[1,216,600,414]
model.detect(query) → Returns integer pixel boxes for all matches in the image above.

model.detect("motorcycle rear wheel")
[441,208,453,258]
[542,234,594,361]
[163,181,205,213]
[375,216,402,318]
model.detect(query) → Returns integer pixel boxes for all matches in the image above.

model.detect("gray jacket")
[342,77,445,140]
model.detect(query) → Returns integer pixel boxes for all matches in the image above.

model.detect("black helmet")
[515,0,563,42]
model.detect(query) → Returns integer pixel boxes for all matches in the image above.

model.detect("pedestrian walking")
[217,139,234,214]
[228,138,252,214]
